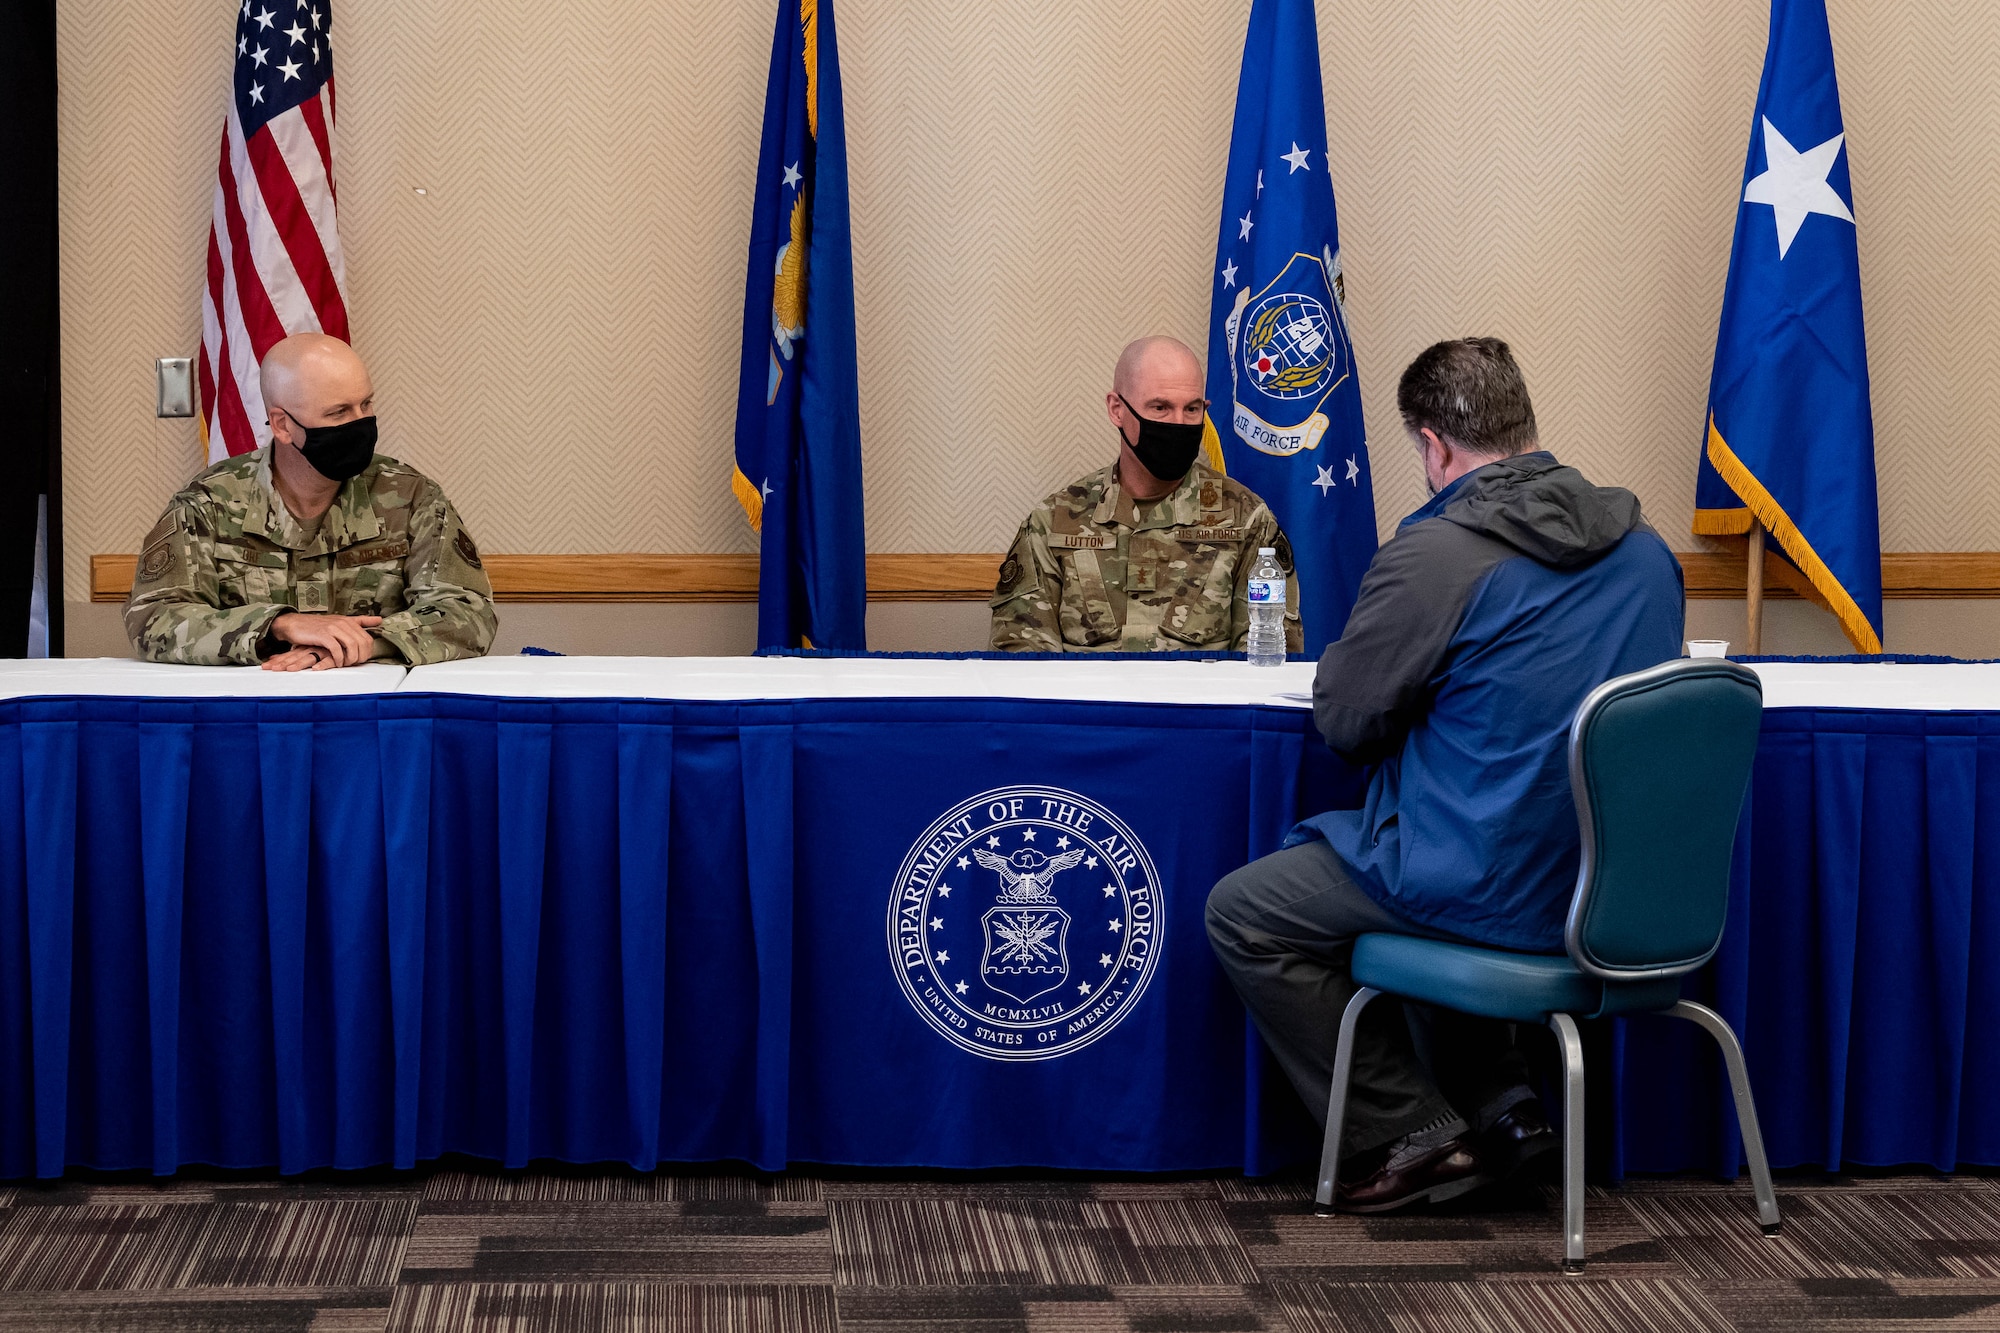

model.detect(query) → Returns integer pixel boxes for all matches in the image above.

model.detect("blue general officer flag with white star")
[733,0,867,651]
[1203,0,1376,656]
[1694,0,1881,652]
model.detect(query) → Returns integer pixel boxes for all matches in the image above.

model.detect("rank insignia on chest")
[1130,564,1156,592]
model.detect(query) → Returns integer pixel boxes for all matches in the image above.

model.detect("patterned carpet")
[2,1167,1997,1331]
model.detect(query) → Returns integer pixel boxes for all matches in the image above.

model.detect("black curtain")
[0,0,61,657]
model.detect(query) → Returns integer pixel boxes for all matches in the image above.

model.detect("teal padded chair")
[1313,657,1782,1271]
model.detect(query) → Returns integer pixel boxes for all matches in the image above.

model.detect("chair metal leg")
[1314,986,1381,1209]
[1548,1012,1587,1272]
[1667,999,1783,1235]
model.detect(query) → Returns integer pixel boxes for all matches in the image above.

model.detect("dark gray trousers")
[1205,839,1532,1156]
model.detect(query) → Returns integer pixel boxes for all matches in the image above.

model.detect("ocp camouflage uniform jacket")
[990,460,1302,653]
[125,448,497,666]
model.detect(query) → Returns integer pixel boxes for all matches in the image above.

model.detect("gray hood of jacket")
[1439,451,1646,569]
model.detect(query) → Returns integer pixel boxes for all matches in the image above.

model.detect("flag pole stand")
[1745,522,1766,656]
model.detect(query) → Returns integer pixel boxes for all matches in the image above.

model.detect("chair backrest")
[1564,657,1763,981]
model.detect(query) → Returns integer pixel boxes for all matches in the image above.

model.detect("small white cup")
[1686,640,1731,659]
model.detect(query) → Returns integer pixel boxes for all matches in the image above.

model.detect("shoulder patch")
[132,502,194,588]
[996,555,1022,594]
[139,506,182,547]
[137,541,173,584]
[1274,531,1294,573]
[453,529,483,568]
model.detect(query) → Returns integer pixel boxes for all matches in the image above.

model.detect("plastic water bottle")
[1246,547,1287,668]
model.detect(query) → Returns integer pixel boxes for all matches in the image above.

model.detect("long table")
[0,655,1991,1180]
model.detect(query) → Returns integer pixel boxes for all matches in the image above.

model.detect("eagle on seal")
[974,846,1087,904]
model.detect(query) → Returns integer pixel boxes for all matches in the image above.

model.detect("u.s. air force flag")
[1204,0,1376,655]
[1694,0,1881,652]
[733,0,867,651]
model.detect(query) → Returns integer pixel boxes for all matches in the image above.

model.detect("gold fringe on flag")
[732,465,765,532]
[1199,415,1227,475]
[1703,414,1880,654]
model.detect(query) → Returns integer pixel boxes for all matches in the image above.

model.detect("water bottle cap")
[1258,547,1275,555]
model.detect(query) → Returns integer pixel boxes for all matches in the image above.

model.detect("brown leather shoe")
[1336,1135,1494,1214]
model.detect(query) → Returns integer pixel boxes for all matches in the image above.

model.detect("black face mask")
[289,414,378,481]
[1117,394,1204,484]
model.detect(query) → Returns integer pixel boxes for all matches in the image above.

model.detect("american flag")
[198,0,350,462]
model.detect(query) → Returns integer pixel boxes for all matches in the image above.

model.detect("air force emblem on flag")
[888,786,1162,1061]
[768,191,808,405]
[1224,248,1353,458]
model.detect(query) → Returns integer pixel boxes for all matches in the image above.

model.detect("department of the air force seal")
[1222,247,1355,458]
[887,785,1163,1061]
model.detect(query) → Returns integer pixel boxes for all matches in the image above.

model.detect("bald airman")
[125,333,497,668]
[990,336,1302,654]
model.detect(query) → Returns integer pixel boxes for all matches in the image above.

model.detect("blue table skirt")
[0,694,1358,1179]
[2,696,1994,1179]
[1616,707,2000,1177]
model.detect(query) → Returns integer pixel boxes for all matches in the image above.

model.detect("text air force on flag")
[1204,0,1377,656]
[732,0,867,652]
[1695,0,1881,652]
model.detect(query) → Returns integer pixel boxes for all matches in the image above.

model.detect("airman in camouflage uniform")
[991,334,1302,654]
[125,447,497,666]
[126,332,493,668]
[990,458,1301,653]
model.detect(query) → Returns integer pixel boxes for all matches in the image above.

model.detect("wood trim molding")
[92,549,2000,604]
[91,552,1009,604]
[1679,551,2000,600]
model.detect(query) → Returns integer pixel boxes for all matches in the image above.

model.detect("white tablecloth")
[0,658,407,698]
[401,655,1321,707]
[1738,662,2000,712]
[6,655,2000,712]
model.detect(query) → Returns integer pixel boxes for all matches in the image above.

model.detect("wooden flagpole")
[1745,522,1766,655]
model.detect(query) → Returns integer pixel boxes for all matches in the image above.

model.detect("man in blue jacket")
[1207,338,1684,1213]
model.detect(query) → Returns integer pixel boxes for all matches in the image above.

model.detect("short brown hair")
[1395,337,1538,457]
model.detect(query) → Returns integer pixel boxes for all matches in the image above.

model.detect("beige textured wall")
[56,0,2000,605]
